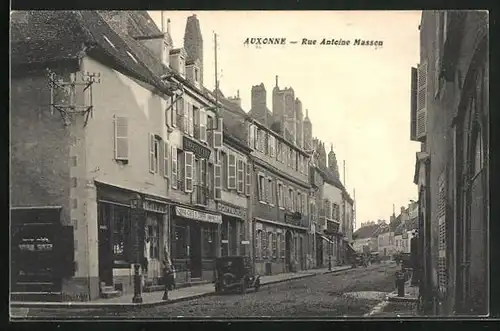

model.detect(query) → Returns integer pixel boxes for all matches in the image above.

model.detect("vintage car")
[214,256,261,294]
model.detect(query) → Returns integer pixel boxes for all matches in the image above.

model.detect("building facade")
[10,10,227,301]
[412,10,488,315]
[247,81,312,275]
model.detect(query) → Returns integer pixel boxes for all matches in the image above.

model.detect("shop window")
[202,226,217,258]
[172,225,188,259]
[111,205,131,262]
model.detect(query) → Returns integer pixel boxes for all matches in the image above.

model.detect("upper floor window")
[149,133,161,174]
[268,178,275,205]
[114,115,129,162]
[278,182,284,209]
[258,174,266,203]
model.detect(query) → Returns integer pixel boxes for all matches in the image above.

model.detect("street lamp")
[130,193,144,304]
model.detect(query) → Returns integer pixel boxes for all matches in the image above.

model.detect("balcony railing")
[284,212,308,228]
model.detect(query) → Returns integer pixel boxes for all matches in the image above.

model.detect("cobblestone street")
[24,263,399,319]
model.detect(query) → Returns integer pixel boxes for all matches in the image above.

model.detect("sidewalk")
[365,278,420,317]
[10,265,352,309]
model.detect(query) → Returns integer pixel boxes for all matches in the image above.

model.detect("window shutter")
[410,67,418,141]
[248,124,255,149]
[416,62,428,139]
[214,117,223,149]
[237,160,244,193]
[176,97,184,129]
[245,163,251,196]
[184,151,194,192]
[214,162,222,199]
[188,104,194,136]
[171,96,177,128]
[163,141,169,178]
[200,109,207,143]
[183,101,189,134]
[437,172,447,295]
[149,133,155,173]
[254,126,259,149]
[171,147,178,189]
[114,116,129,161]
[228,153,237,189]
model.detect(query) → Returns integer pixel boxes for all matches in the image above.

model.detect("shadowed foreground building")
[412,10,488,315]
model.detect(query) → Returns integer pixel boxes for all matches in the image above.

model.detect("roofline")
[223,131,252,154]
[132,33,165,40]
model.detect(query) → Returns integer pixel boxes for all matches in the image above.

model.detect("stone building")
[412,10,488,315]
[11,11,224,301]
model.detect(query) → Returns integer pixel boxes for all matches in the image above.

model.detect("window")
[289,188,294,211]
[188,103,195,136]
[146,215,161,259]
[213,117,223,148]
[214,161,222,200]
[193,105,199,139]
[199,109,207,142]
[272,232,277,258]
[149,134,160,174]
[175,97,184,129]
[258,174,266,203]
[228,153,237,189]
[278,182,284,209]
[237,160,245,193]
[268,178,274,205]
[114,116,129,161]
[245,163,251,196]
[207,115,214,146]
[202,226,217,258]
[163,141,169,178]
[255,229,262,259]
[171,147,178,189]
[297,192,302,213]
[269,135,276,157]
[182,102,189,134]
[262,231,268,258]
[184,151,194,192]
[110,204,130,262]
[278,233,285,258]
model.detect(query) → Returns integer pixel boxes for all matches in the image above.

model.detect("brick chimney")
[183,14,203,85]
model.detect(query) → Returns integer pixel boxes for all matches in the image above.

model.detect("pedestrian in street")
[162,248,175,301]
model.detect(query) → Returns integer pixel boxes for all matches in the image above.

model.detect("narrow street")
[25,263,399,318]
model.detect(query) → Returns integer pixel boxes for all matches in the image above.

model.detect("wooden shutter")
[214,117,223,149]
[237,160,244,193]
[437,171,447,295]
[114,116,129,161]
[188,104,194,136]
[248,124,255,149]
[416,62,428,139]
[171,146,178,189]
[183,101,189,134]
[171,96,177,128]
[163,141,169,178]
[176,97,184,129]
[200,109,207,143]
[184,152,194,193]
[149,133,155,173]
[214,162,221,199]
[410,67,418,141]
[245,163,251,196]
[228,153,237,189]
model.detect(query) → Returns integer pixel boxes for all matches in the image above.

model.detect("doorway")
[285,230,292,272]
[189,223,202,278]
[98,203,113,286]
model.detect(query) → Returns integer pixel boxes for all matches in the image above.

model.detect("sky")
[148,11,422,229]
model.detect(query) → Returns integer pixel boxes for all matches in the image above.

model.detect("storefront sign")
[143,199,167,213]
[183,136,211,159]
[217,202,247,220]
[175,206,222,224]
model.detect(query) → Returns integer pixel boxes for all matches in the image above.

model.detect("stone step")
[99,290,122,299]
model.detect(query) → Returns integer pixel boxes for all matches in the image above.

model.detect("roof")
[316,164,345,191]
[212,88,250,147]
[390,215,402,232]
[395,216,419,235]
[11,10,172,96]
[353,224,380,239]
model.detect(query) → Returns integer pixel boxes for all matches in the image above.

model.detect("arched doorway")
[285,230,293,272]
[455,37,488,315]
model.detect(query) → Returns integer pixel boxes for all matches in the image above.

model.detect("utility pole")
[214,32,219,114]
[353,188,356,230]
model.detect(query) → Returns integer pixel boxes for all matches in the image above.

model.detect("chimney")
[251,84,268,126]
[276,75,279,87]
[184,14,204,85]
[227,90,242,107]
[400,206,406,215]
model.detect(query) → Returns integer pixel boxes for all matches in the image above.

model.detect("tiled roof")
[11,10,171,96]
[353,224,380,239]
[316,164,345,191]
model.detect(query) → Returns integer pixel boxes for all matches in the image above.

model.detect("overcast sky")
[148,11,422,229]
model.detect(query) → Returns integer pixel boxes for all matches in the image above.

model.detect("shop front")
[217,202,248,257]
[253,218,308,276]
[171,205,222,284]
[95,182,169,296]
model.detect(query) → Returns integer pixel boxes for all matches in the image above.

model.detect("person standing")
[162,247,175,300]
